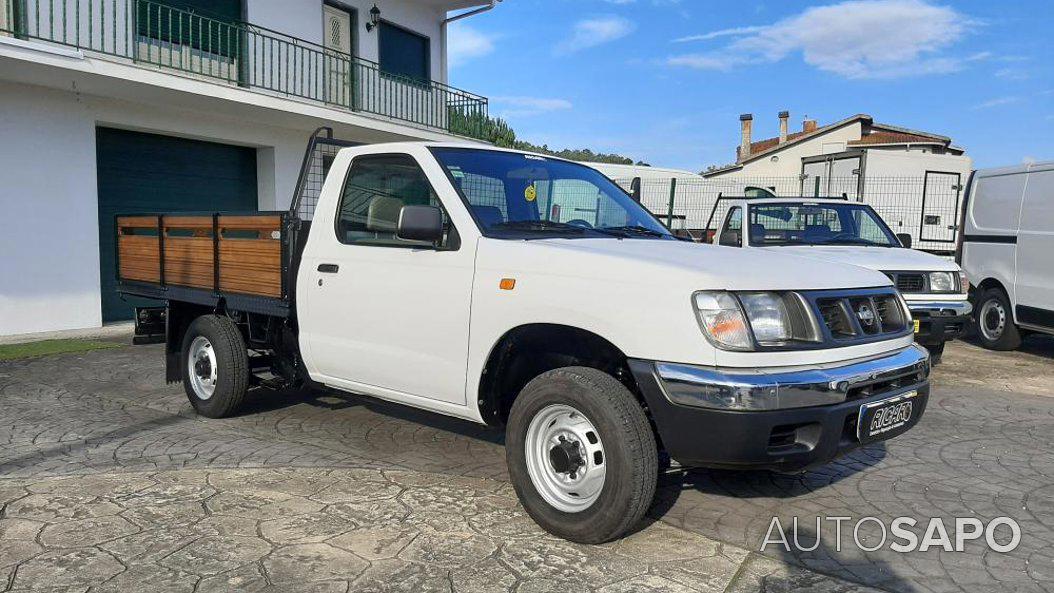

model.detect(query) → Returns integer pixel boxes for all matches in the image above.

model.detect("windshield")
[748,202,899,247]
[430,147,673,240]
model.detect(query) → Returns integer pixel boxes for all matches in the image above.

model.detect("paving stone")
[0,540,43,569]
[11,548,123,589]
[160,535,271,576]
[262,543,368,584]
[205,490,323,518]
[90,565,197,593]
[39,515,139,548]
[351,558,452,593]
[0,518,44,541]
[196,563,270,593]
[329,526,419,560]
[4,494,121,523]
[259,511,357,544]
[399,530,497,569]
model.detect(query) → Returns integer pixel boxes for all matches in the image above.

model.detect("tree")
[449,110,640,165]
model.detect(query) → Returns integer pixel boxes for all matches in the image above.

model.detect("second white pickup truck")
[709,196,971,362]
[117,130,931,543]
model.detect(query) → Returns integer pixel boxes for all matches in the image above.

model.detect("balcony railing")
[0,0,490,140]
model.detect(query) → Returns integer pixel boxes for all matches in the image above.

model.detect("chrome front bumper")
[906,300,973,316]
[655,344,930,411]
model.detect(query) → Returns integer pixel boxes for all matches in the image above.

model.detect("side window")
[855,212,887,243]
[335,154,455,248]
[720,207,743,247]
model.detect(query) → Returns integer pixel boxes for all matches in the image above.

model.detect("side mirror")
[896,233,913,248]
[397,205,444,244]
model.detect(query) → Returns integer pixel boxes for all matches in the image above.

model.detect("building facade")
[704,112,973,253]
[0,0,493,336]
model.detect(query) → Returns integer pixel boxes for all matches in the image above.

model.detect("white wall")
[0,81,102,335]
[247,0,448,83]
[0,79,345,336]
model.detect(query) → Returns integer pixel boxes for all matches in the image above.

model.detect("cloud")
[447,22,495,68]
[492,96,574,118]
[667,0,974,79]
[972,96,1021,110]
[672,26,767,43]
[555,16,635,55]
[995,67,1029,81]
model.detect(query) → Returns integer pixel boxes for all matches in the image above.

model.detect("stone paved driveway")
[1,339,1053,592]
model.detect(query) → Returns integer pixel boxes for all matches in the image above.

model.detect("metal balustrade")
[0,0,489,139]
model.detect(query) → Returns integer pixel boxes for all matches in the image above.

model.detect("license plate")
[858,391,918,442]
[913,319,921,333]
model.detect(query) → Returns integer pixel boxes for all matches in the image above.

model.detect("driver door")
[301,153,475,406]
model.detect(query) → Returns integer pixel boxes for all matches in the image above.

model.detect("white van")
[959,160,1054,350]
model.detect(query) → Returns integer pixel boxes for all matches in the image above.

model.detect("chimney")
[739,113,753,161]
[803,117,818,133]
[778,111,789,143]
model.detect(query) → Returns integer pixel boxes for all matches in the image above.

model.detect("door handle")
[317,263,339,273]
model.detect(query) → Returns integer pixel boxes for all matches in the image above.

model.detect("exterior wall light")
[365,4,381,32]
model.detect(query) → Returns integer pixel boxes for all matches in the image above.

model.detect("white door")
[1015,166,1054,323]
[323,5,353,106]
[302,153,475,406]
[919,171,962,244]
[801,161,828,196]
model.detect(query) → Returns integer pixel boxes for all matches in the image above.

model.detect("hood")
[485,238,894,292]
[760,245,960,273]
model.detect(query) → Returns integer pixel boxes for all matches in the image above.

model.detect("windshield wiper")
[596,225,668,238]
[491,220,586,233]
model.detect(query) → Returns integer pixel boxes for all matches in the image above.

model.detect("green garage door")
[97,128,258,322]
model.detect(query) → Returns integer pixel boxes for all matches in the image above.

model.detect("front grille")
[885,272,926,293]
[817,299,855,338]
[806,289,910,344]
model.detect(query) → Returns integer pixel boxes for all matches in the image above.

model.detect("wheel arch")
[475,323,641,427]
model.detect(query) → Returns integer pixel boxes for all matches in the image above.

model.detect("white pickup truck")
[709,196,971,362]
[116,130,931,544]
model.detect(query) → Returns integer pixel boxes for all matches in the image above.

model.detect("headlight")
[693,292,752,351]
[739,292,792,343]
[693,291,820,350]
[928,271,956,293]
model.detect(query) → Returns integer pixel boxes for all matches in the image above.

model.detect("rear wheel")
[181,315,249,418]
[506,367,657,544]
[975,288,1021,351]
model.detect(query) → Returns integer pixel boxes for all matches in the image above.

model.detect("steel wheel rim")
[980,299,1006,342]
[524,404,606,513]
[188,336,218,400]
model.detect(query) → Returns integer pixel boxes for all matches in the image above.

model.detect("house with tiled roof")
[703,112,973,253]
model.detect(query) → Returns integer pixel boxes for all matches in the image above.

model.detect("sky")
[446,0,1054,172]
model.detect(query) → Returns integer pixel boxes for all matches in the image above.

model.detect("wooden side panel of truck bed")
[116,214,284,299]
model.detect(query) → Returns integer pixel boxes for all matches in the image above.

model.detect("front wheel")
[506,367,657,544]
[975,288,1021,351]
[181,315,250,418]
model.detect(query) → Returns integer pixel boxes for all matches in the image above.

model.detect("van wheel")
[506,367,657,544]
[181,315,249,418]
[975,288,1021,351]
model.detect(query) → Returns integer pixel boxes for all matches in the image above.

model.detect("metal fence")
[0,0,490,139]
[614,175,963,253]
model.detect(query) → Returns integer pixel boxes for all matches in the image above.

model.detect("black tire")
[506,366,657,544]
[181,315,250,418]
[925,342,945,365]
[975,287,1021,351]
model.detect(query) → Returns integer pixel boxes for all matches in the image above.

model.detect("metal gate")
[919,171,962,243]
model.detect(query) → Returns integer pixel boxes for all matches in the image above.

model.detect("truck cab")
[710,196,971,362]
[118,135,932,544]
